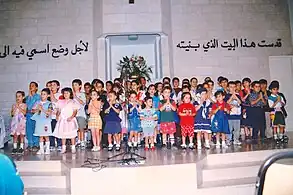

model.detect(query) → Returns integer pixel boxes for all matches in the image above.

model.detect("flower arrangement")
[117,55,152,81]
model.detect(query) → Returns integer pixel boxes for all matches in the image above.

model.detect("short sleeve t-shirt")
[159,99,176,122]
[178,103,196,126]
[212,101,230,112]
[74,92,86,118]
[140,108,157,128]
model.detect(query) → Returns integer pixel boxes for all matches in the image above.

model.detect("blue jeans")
[26,114,39,147]
[49,119,61,147]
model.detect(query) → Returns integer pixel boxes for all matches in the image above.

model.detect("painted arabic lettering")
[176,38,282,52]
[0,40,89,60]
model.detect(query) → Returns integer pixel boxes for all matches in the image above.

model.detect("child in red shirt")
[178,92,196,149]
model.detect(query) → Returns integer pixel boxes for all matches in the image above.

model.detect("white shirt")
[74,92,86,118]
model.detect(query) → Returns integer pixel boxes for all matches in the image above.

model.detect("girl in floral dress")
[53,88,80,154]
[11,91,27,154]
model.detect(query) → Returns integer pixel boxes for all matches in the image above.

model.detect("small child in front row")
[159,86,177,148]
[194,88,212,149]
[268,82,286,141]
[87,90,103,151]
[104,91,122,151]
[127,91,141,148]
[211,91,230,149]
[140,96,157,150]
[178,92,196,149]
[53,88,80,154]
[11,91,27,154]
[31,88,53,155]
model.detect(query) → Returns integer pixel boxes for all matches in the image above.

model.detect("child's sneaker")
[216,142,221,149]
[189,143,195,149]
[12,148,18,154]
[197,143,202,150]
[128,142,132,148]
[37,149,44,155]
[233,140,242,146]
[80,141,86,149]
[71,145,76,154]
[57,146,62,152]
[204,142,210,149]
[181,144,187,149]
[108,144,113,151]
[116,144,121,151]
[45,149,50,155]
[18,148,24,154]
[97,146,101,151]
[49,146,55,151]
[222,141,228,149]
[91,146,97,152]
[61,146,66,154]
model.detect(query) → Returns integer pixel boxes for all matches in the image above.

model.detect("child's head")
[182,84,190,93]
[155,82,163,93]
[162,77,171,84]
[182,78,189,86]
[207,80,214,91]
[72,79,82,92]
[144,96,153,108]
[114,78,122,85]
[190,77,198,88]
[139,76,147,86]
[219,77,228,89]
[16,91,25,103]
[41,88,50,101]
[215,90,225,102]
[269,81,279,95]
[251,81,261,92]
[172,77,180,88]
[162,86,172,99]
[197,88,208,101]
[128,90,137,102]
[51,80,60,93]
[228,81,236,93]
[147,84,156,96]
[235,80,241,92]
[106,81,113,92]
[217,76,224,86]
[131,80,139,91]
[29,81,38,93]
[108,91,117,102]
[259,79,267,91]
[92,79,104,92]
[204,77,212,82]
[61,87,73,100]
[112,83,121,94]
[90,90,99,101]
[84,82,91,94]
[46,81,52,90]
[203,82,209,90]
[181,92,192,103]
[126,80,131,89]
[242,77,251,88]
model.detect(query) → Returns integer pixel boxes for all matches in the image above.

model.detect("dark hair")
[30,81,38,88]
[269,80,279,90]
[182,78,189,85]
[16,91,26,103]
[215,90,225,97]
[139,76,146,81]
[106,80,113,86]
[259,79,267,85]
[220,77,228,83]
[162,86,172,92]
[197,84,203,90]
[181,92,192,101]
[41,88,51,95]
[172,77,180,83]
[204,77,212,82]
[190,77,198,83]
[144,95,153,103]
[163,77,171,83]
[114,78,122,84]
[46,81,52,85]
[182,84,191,91]
[51,80,60,87]
[251,81,260,88]
[84,82,91,87]
[128,90,137,97]
[207,80,214,85]
[228,81,236,86]
[145,84,157,97]
[242,77,251,84]
[131,80,139,85]
[72,79,82,86]
[108,90,117,97]
[61,87,74,99]
[92,79,104,88]
[217,76,224,83]
[235,80,241,85]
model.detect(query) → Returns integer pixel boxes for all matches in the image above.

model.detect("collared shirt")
[25,93,41,115]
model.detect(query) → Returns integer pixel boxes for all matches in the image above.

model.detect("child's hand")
[224,108,228,112]
[67,116,73,122]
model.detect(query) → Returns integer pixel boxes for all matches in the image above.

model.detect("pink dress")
[10,103,26,135]
[53,100,80,139]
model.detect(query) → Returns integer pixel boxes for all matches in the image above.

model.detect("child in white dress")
[31,88,53,155]
[53,88,80,154]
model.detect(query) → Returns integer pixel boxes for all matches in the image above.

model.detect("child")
[25,82,41,151]
[31,88,53,155]
[268,82,286,142]
[225,81,242,145]
[11,91,27,154]
[87,90,103,151]
[104,91,122,151]
[140,96,158,150]
[159,86,177,148]
[211,91,230,149]
[53,88,79,154]
[127,91,141,148]
[194,88,212,149]
[49,80,62,151]
[178,92,196,149]
[72,79,87,149]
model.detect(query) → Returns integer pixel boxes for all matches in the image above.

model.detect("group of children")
[9,76,287,154]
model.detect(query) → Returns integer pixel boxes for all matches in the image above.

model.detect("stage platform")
[1,133,293,195]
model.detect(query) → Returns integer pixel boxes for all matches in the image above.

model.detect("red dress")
[178,103,196,137]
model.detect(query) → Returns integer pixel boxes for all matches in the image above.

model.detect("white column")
[105,37,112,80]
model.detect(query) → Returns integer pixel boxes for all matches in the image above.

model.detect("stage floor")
[2,132,293,168]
